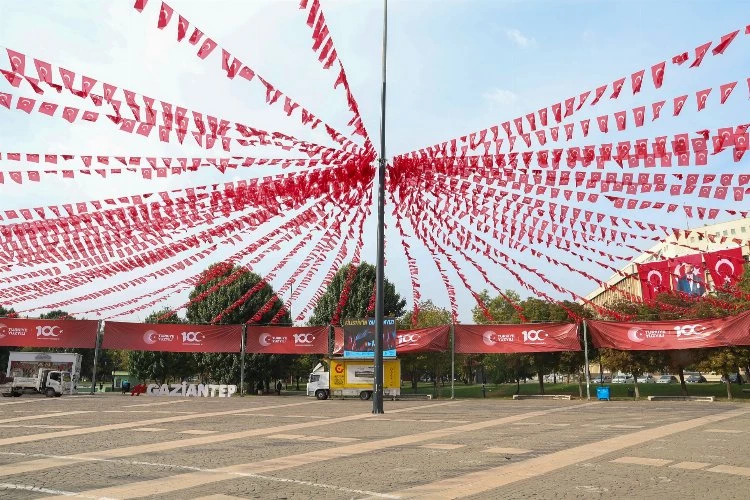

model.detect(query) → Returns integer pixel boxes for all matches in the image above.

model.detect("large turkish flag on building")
[454,323,580,353]
[587,310,750,350]
[637,260,671,301]
[704,247,745,290]
[0,318,98,348]
[103,322,241,352]
[246,326,328,354]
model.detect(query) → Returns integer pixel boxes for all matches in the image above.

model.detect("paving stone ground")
[0,393,747,499]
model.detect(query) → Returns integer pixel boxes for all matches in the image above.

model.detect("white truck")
[6,352,82,395]
[0,368,73,397]
[307,358,401,401]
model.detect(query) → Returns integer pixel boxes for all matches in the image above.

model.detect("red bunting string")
[298,0,374,154]
[397,26,746,159]
[129,3,364,154]
[390,200,422,326]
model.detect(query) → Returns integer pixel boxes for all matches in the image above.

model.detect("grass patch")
[399,381,750,401]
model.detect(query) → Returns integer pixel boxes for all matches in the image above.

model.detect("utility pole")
[373,0,388,414]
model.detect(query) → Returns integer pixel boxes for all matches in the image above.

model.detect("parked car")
[636,374,656,384]
[685,373,707,383]
[720,373,744,384]
[611,374,633,384]
[656,375,678,384]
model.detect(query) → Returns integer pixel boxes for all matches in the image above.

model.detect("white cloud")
[483,88,518,106]
[506,28,535,48]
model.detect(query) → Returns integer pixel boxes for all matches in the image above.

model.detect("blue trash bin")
[597,386,610,401]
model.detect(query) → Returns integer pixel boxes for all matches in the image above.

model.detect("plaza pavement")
[0,393,747,499]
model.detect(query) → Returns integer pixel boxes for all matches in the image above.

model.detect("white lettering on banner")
[143,330,176,345]
[397,334,421,345]
[293,333,316,345]
[259,333,288,346]
[674,324,710,340]
[181,331,205,344]
[522,330,548,343]
[0,324,28,337]
[36,325,62,338]
[483,331,515,346]
[146,383,237,397]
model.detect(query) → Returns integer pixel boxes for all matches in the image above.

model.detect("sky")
[0,0,749,324]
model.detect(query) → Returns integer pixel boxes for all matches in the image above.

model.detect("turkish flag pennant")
[535,130,547,145]
[633,106,645,127]
[34,58,52,83]
[197,38,217,59]
[177,15,189,41]
[651,61,665,88]
[551,103,562,123]
[631,69,645,94]
[15,97,35,113]
[564,123,574,140]
[189,27,203,45]
[133,0,148,12]
[591,85,607,105]
[672,52,689,65]
[597,115,608,133]
[537,109,547,127]
[6,49,26,74]
[610,77,625,98]
[9,171,22,184]
[513,117,524,135]
[62,106,79,122]
[550,127,559,142]
[652,100,665,120]
[0,92,11,108]
[734,187,745,201]
[525,112,536,130]
[673,95,688,116]
[27,171,40,182]
[119,118,135,132]
[580,119,590,137]
[1,69,22,87]
[719,82,737,104]
[712,30,740,55]
[564,97,574,117]
[59,67,75,90]
[82,111,98,122]
[158,2,174,29]
[696,88,711,111]
[689,41,712,68]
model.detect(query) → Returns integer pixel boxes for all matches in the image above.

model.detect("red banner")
[670,253,706,297]
[245,326,328,354]
[0,318,98,348]
[587,311,750,350]
[454,323,580,353]
[637,260,672,300]
[103,321,241,352]
[704,247,745,289]
[396,326,450,353]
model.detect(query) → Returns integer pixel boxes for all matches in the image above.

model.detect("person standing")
[276,380,282,395]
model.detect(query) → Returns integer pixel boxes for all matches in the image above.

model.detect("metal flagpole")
[90,320,103,395]
[240,324,247,396]
[583,320,591,400]
[373,0,388,415]
[450,323,455,400]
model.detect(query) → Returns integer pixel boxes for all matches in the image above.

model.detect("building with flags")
[585,218,750,308]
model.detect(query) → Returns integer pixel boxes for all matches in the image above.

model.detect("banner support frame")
[450,322,455,400]
[583,320,591,400]
[90,320,103,395]
[240,324,247,396]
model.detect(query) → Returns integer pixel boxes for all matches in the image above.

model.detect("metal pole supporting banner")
[373,0,388,415]
[240,324,246,396]
[90,320,103,395]
[450,323,455,400]
[583,321,591,400]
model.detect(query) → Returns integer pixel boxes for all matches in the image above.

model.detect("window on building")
[742,226,747,233]
[731,228,736,235]
[723,230,728,236]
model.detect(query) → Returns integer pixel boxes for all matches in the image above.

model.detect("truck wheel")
[359,391,372,401]
[12,391,21,397]
[45,388,56,398]
[54,393,62,397]
[315,390,328,400]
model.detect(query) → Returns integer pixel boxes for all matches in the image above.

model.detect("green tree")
[397,300,452,393]
[127,308,195,384]
[600,349,663,398]
[185,262,292,393]
[698,347,750,400]
[307,262,406,326]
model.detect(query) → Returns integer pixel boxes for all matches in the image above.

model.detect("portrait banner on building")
[102,322,241,352]
[670,253,706,297]
[587,310,750,350]
[0,318,98,348]
[637,260,672,300]
[454,323,580,354]
[704,247,745,290]
[245,326,328,354]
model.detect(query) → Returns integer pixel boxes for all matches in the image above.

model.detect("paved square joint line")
[670,461,711,470]
[133,428,168,432]
[612,456,672,466]
[178,430,218,435]
[704,429,743,433]
[420,444,466,450]
[484,447,531,455]
[266,434,308,440]
[706,465,750,477]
